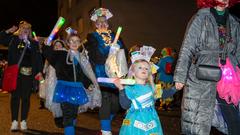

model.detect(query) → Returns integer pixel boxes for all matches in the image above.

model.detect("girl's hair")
[128,59,155,91]
[53,39,68,50]
[197,0,239,9]
[66,33,81,43]
[14,21,33,39]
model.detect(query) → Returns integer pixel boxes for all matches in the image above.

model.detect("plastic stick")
[112,26,122,44]
[47,17,65,45]
[97,77,135,85]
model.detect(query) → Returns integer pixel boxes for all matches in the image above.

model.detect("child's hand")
[175,82,184,90]
[113,78,124,90]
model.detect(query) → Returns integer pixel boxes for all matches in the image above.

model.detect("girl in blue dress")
[113,59,164,135]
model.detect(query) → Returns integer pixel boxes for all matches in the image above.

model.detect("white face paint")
[133,61,151,82]
[68,36,80,51]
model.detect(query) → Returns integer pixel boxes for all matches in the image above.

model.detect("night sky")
[0,0,239,37]
[0,0,58,37]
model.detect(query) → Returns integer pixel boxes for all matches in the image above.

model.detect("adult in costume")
[0,21,43,131]
[85,8,128,135]
[174,0,240,134]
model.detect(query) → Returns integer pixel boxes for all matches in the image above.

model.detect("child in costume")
[114,59,163,135]
[42,33,98,135]
[113,46,177,135]
[43,39,67,128]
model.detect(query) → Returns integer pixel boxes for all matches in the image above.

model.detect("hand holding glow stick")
[97,77,135,85]
[112,26,122,45]
[47,17,65,45]
[32,31,38,41]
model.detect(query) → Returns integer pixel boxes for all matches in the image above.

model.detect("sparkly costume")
[85,30,127,133]
[42,45,91,130]
[120,84,163,135]
[44,64,62,117]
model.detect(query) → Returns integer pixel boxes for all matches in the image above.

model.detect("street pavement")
[0,91,222,135]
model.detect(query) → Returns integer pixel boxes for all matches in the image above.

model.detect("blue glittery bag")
[53,80,89,105]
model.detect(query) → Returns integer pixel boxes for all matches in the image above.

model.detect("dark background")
[0,1,239,40]
[0,0,58,37]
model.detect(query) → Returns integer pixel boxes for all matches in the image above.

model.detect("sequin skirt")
[53,80,89,105]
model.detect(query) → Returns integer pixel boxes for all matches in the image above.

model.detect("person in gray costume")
[174,0,240,134]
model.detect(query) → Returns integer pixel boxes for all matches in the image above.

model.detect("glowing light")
[112,26,122,44]
[32,31,38,41]
[47,17,65,45]
[97,77,135,85]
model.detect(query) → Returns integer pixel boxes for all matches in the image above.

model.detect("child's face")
[133,61,150,81]
[68,36,81,51]
[54,42,63,50]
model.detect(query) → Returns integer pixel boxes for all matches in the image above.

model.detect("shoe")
[96,131,102,135]
[20,120,27,130]
[101,130,112,135]
[10,120,18,131]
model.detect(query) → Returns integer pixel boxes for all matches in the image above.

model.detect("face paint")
[215,0,229,8]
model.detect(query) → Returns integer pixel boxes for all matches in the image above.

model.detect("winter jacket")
[174,8,240,135]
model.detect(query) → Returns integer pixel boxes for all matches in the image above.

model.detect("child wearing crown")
[112,46,177,135]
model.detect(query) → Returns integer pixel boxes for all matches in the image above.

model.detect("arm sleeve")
[0,31,12,46]
[234,21,240,67]
[119,89,131,110]
[161,86,177,99]
[31,41,43,76]
[42,45,56,67]
[173,14,202,84]
[85,33,99,64]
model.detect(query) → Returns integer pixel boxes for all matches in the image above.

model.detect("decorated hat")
[130,45,156,63]
[90,8,113,22]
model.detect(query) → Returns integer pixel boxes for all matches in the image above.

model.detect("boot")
[64,126,75,135]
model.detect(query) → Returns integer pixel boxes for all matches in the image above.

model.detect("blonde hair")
[128,59,155,92]
[14,21,33,39]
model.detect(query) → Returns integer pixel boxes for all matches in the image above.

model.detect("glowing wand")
[47,17,65,45]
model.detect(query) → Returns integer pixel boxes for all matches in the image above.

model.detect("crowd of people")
[0,0,240,135]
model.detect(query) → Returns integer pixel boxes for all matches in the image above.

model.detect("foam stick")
[32,31,38,41]
[112,26,122,44]
[47,17,65,45]
[97,77,135,85]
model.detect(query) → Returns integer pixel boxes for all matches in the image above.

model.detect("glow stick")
[47,17,65,45]
[112,26,122,44]
[97,77,135,85]
[32,31,38,41]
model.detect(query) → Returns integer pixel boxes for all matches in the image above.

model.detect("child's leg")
[60,102,78,135]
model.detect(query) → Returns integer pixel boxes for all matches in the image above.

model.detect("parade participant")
[113,59,163,135]
[0,21,43,131]
[174,0,240,134]
[42,33,95,135]
[156,48,174,111]
[85,8,128,135]
[42,39,67,128]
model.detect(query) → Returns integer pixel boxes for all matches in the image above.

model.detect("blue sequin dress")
[120,84,163,135]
